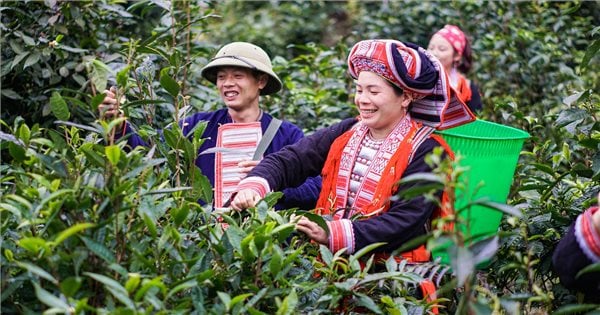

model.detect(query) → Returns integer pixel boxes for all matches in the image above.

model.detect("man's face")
[216,66,267,111]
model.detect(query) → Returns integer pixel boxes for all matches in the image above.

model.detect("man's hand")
[238,160,260,178]
[230,189,261,211]
[98,86,123,120]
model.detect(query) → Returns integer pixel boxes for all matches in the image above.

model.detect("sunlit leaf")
[165,279,196,300]
[171,203,189,226]
[217,291,231,309]
[230,293,253,309]
[125,273,141,293]
[17,123,30,144]
[105,145,121,166]
[276,288,297,315]
[54,222,95,245]
[351,242,386,261]
[17,237,50,256]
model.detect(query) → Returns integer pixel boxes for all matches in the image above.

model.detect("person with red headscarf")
[428,25,482,112]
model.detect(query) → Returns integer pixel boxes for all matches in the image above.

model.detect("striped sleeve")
[235,176,271,198]
[327,219,355,254]
[574,206,600,263]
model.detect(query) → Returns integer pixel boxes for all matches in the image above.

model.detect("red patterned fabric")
[454,71,473,104]
[234,177,270,199]
[327,219,355,254]
[419,279,439,314]
[316,118,455,257]
[435,24,467,56]
[576,206,600,262]
[316,119,420,217]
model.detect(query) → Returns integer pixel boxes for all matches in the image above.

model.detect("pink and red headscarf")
[434,24,467,56]
[347,39,474,130]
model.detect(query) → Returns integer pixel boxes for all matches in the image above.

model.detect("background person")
[427,24,482,113]
[99,42,321,210]
[552,192,600,299]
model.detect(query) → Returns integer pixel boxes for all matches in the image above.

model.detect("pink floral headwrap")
[434,24,467,56]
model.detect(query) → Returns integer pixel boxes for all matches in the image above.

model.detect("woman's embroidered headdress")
[347,39,475,129]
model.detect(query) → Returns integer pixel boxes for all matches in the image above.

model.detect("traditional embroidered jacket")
[117,108,321,209]
[238,117,449,255]
[553,206,600,298]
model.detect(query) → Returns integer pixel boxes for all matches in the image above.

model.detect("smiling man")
[99,42,320,209]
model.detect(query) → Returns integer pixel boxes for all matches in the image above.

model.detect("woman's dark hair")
[382,79,404,96]
[457,36,473,74]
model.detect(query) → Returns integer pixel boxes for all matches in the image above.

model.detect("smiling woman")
[354,71,411,139]
[230,39,475,307]
[232,39,475,251]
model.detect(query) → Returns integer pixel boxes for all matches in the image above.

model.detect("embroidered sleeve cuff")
[327,219,355,254]
[236,176,270,198]
[574,206,600,263]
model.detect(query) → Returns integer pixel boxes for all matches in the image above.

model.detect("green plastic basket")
[432,119,530,264]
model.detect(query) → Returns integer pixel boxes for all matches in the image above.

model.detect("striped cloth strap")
[214,122,262,208]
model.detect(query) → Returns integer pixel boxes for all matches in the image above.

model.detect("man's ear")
[258,74,268,90]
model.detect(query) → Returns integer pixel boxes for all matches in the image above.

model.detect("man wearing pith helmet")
[99,42,321,210]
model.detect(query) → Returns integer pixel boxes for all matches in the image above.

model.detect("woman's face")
[427,34,460,71]
[354,71,410,139]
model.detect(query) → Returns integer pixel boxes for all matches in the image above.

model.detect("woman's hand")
[292,214,328,244]
[230,189,261,211]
